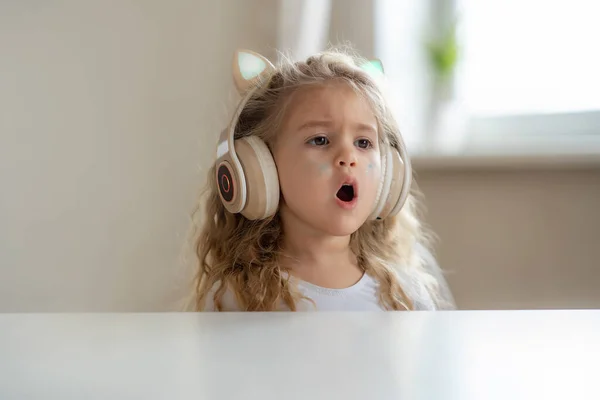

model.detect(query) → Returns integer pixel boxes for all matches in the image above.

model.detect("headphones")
[214,49,412,221]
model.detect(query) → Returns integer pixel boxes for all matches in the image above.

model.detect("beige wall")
[415,163,600,310]
[0,1,278,311]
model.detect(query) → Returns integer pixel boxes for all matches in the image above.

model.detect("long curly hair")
[188,47,441,311]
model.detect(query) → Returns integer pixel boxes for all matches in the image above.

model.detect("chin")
[281,200,372,237]
[316,216,367,237]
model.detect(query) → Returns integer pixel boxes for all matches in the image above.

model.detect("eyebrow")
[297,120,377,134]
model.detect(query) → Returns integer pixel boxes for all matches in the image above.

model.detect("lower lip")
[336,196,358,210]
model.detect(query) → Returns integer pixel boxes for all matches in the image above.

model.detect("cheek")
[363,155,382,197]
[280,152,331,179]
[274,150,329,195]
[365,154,382,178]
[317,163,331,175]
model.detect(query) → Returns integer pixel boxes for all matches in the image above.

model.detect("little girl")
[189,47,455,311]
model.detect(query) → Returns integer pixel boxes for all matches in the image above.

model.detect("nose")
[335,143,357,168]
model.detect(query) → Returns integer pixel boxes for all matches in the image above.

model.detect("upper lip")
[338,175,358,197]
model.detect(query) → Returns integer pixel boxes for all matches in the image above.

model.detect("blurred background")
[1,0,599,312]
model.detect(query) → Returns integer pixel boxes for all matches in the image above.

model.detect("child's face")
[272,81,382,237]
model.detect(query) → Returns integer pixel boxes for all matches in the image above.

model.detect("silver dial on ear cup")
[216,162,235,204]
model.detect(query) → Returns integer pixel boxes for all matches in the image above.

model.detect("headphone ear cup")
[369,147,393,220]
[234,136,280,220]
[378,149,406,219]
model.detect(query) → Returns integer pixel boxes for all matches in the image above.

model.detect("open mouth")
[336,184,355,202]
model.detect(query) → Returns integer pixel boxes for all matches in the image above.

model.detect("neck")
[279,206,355,269]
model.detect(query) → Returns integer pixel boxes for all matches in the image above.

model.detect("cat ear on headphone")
[232,49,276,95]
[360,59,385,80]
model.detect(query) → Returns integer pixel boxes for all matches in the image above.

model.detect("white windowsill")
[410,134,600,171]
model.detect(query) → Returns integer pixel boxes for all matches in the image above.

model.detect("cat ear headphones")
[214,49,412,221]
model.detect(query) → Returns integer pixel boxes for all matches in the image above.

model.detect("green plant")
[426,21,459,85]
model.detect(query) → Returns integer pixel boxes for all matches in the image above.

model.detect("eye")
[307,136,329,146]
[355,138,373,149]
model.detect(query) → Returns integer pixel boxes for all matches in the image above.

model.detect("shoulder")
[416,242,457,310]
[396,243,457,311]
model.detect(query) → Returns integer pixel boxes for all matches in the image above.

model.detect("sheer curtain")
[277,0,332,60]
[374,0,435,153]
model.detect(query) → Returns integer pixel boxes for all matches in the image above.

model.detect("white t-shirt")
[202,271,439,312]
[292,272,386,311]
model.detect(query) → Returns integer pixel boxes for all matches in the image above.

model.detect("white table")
[1,311,599,399]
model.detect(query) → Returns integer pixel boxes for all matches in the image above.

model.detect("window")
[459,0,600,147]
[461,0,600,117]
[375,0,600,155]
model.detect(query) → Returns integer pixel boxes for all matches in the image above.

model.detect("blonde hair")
[189,47,441,311]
